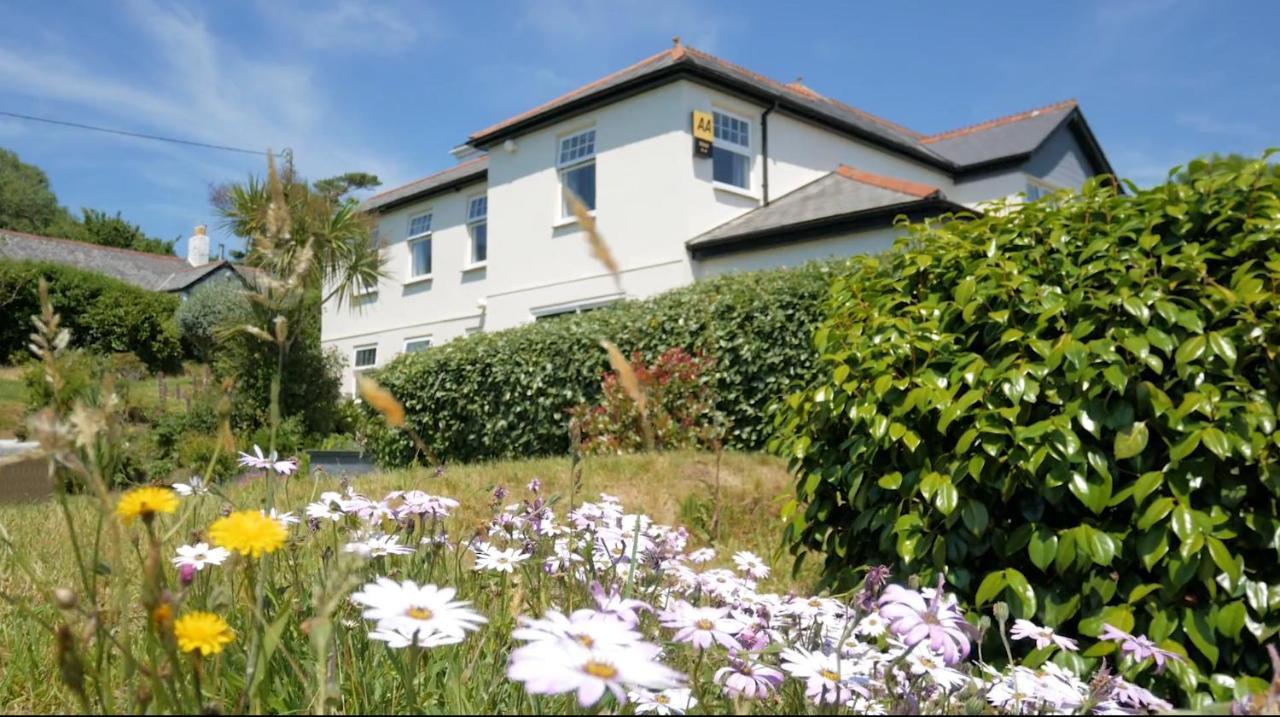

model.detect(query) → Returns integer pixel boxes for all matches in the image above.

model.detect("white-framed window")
[712,110,751,189]
[557,129,596,218]
[532,296,619,321]
[407,212,432,278]
[403,337,432,354]
[1025,178,1059,202]
[467,195,488,266]
[353,345,378,369]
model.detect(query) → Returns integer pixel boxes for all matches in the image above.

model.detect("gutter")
[761,101,778,205]
[687,197,974,260]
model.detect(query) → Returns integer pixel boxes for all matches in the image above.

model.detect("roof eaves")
[687,197,972,259]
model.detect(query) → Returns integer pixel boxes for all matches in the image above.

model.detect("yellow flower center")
[820,669,840,682]
[695,618,715,630]
[583,661,617,679]
[574,633,596,648]
[655,695,670,704]
[406,606,433,620]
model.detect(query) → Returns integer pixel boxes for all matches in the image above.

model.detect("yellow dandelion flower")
[173,611,234,656]
[115,486,179,524]
[208,510,287,558]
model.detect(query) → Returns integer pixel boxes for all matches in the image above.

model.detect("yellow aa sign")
[692,110,714,142]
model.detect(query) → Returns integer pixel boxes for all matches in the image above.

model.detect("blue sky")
[0,0,1275,258]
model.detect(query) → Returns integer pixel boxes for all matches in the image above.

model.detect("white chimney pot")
[187,225,210,266]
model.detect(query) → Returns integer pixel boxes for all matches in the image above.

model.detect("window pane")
[354,347,377,367]
[411,238,432,276]
[470,221,487,263]
[409,214,432,236]
[713,147,749,188]
[558,130,596,165]
[561,162,596,214]
[404,339,431,354]
[467,195,487,221]
[713,112,748,147]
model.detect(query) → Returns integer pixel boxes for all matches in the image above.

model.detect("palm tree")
[212,150,387,310]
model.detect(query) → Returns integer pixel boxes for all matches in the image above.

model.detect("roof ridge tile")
[921,99,1078,144]
[834,165,940,198]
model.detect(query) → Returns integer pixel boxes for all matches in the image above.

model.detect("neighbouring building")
[328,41,1114,393]
[0,225,247,297]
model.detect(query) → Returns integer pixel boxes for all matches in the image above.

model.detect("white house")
[325,41,1114,393]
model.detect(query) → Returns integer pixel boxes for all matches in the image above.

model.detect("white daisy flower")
[172,542,230,571]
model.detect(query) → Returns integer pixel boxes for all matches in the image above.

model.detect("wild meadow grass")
[0,451,795,714]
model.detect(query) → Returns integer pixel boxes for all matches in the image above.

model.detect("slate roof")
[366,45,1111,219]
[0,229,238,293]
[687,165,969,254]
[359,156,488,214]
[920,99,1081,168]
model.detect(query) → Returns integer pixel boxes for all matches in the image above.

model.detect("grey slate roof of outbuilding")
[0,229,236,293]
[687,166,969,252]
[359,156,488,214]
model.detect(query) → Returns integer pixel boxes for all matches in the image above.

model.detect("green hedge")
[772,154,1280,694]
[0,260,182,372]
[364,262,837,466]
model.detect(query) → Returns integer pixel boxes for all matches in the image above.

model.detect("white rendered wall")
[694,226,900,278]
[321,180,489,394]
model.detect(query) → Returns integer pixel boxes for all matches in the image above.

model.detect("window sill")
[713,183,760,202]
[352,290,378,299]
[462,262,488,273]
[552,211,596,230]
[403,274,434,286]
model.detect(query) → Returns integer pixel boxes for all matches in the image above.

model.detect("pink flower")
[714,652,783,699]
[877,582,974,665]
[589,582,651,628]
[1009,619,1078,652]
[1099,624,1182,673]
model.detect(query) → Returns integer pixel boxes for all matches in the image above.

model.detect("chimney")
[187,225,210,266]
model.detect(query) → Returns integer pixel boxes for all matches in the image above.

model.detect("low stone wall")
[0,443,50,503]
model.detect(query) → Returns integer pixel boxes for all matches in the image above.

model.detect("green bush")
[175,279,252,362]
[0,260,182,372]
[772,154,1280,692]
[213,289,344,437]
[365,262,835,465]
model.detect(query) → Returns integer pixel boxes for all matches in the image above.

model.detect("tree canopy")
[0,146,175,255]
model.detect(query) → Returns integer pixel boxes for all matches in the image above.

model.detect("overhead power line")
[0,110,285,157]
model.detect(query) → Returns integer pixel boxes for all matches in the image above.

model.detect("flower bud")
[992,601,1010,625]
[53,587,77,610]
[179,563,197,587]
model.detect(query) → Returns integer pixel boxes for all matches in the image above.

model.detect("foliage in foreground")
[366,262,835,466]
[0,259,182,372]
[773,152,1280,695]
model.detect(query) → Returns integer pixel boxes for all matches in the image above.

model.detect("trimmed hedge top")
[772,154,1280,693]
[363,261,837,466]
[0,259,182,372]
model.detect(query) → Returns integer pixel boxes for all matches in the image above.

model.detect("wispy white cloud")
[0,0,411,188]
[1174,112,1267,140]
[254,0,432,54]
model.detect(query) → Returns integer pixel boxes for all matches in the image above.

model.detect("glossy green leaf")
[1114,421,1149,460]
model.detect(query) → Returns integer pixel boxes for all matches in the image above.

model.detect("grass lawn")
[0,450,800,713]
[0,363,206,439]
[0,367,26,439]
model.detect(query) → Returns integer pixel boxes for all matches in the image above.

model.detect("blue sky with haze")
[0,0,1275,258]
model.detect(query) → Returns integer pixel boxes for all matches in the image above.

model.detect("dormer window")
[558,129,596,218]
[712,111,751,190]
